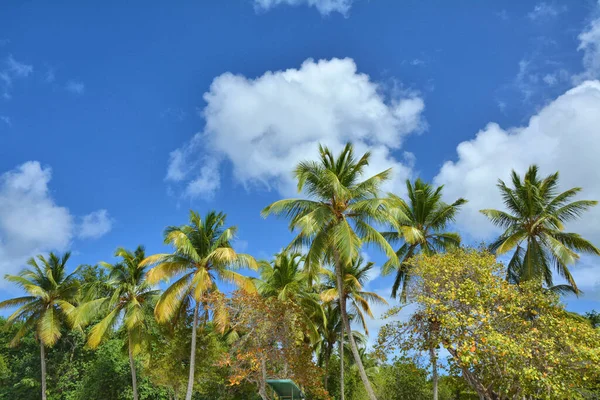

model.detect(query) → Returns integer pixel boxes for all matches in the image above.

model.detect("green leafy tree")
[262,143,399,400]
[0,252,80,400]
[75,246,158,400]
[378,249,600,400]
[141,210,257,400]
[480,165,600,293]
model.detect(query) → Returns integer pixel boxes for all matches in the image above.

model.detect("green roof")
[266,379,305,399]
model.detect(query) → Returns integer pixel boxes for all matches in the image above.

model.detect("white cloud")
[5,55,33,78]
[0,162,73,280]
[576,6,600,81]
[435,80,600,243]
[66,80,85,95]
[0,116,10,126]
[253,0,352,15]
[0,162,113,283]
[527,2,564,21]
[78,209,113,239]
[1,55,33,99]
[169,58,425,199]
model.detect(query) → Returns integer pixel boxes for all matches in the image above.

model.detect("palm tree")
[262,143,399,400]
[0,252,80,400]
[315,304,366,399]
[382,178,466,300]
[480,165,600,293]
[141,210,257,400]
[320,256,387,400]
[257,252,324,343]
[74,246,158,400]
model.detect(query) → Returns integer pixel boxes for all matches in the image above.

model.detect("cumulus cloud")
[78,209,113,239]
[253,0,352,16]
[0,162,112,283]
[435,81,600,244]
[0,162,73,279]
[168,58,425,199]
[66,80,85,95]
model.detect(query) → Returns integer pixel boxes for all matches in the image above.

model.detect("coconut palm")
[0,252,80,400]
[320,256,386,400]
[382,178,466,300]
[141,210,257,400]
[74,246,158,400]
[262,143,399,400]
[480,165,600,293]
[320,256,387,336]
[257,252,324,343]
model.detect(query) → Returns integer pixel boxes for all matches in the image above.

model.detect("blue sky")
[2,0,600,333]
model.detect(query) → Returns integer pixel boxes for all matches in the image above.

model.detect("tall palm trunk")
[40,340,47,400]
[430,347,438,400]
[128,332,139,400]
[185,302,200,400]
[339,327,345,400]
[335,259,378,400]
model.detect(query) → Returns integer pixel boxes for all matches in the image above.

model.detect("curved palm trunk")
[184,302,200,400]
[128,332,139,400]
[335,259,378,400]
[40,340,47,400]
[430,346,438,400]
[339,327,345,400]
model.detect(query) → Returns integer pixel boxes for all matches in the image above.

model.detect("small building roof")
[266,379,305,399]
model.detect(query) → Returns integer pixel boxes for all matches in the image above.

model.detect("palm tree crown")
[383,179,466,299]
[0,252,79,347]
[76,246,158,350]
[262,143,399,277]
[141,210,257,323]
[480,165,600,293]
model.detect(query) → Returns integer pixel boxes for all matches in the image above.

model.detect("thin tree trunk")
[430,346,438,400]
[339,327,345,400]
[259,356,269,400]
[335,257,378,400]
[40,340,47,400]
[128,332,139,400]
[324,345,331,390]
[184,302,200,400]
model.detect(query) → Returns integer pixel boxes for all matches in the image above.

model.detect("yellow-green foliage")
[379,249,600,400]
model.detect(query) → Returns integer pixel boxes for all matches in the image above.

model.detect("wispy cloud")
[1,55,33,99]
[253,0,353,16]
[496,9,509,21]
[527,2,565,21]
[161,107,187,122]
[66,80,85,95]
[6,55,33,78]
[45,67,55,83]
[0,116,10,127]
